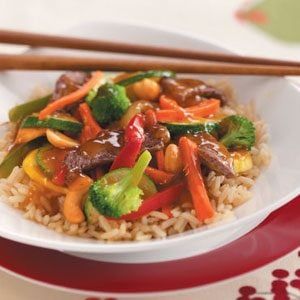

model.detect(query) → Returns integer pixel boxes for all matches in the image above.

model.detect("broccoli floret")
[87,151,152,218]
[88,83,131,125]
[219,115,255,150]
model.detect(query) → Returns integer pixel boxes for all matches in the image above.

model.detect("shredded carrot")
[39,71,103,120]
[179,136,214,221]
[145,167,174,185]
[78,103,101,143]
[156,150,165,171]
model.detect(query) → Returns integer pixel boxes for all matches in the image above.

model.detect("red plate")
[0,196,299,296]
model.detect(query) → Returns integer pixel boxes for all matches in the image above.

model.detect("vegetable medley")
[0,70,256,224]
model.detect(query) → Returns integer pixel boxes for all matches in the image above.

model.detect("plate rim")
[0,196,299,297]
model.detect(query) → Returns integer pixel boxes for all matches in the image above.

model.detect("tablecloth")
[0,0,299,299]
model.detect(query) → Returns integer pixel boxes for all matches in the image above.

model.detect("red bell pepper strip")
[78,103,102,143]
[145,167,174,185]
[179,136,215,221]
[52,164,68,186]
[110,114,145,170]
[121,182,184,221]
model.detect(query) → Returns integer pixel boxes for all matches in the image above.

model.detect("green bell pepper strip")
[9,94,51,123]
[0,137,45,178]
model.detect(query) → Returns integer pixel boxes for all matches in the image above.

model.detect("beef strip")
[188,132,235,177]
[64,126,168,174]
[161,78,227,107]
[51,71,90,102]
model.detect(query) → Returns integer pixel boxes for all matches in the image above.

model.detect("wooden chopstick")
[1,54,300,75]
[0,29,300,67]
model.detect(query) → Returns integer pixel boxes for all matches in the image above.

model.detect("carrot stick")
[78,102,101,142]
[145,167,174,185]
[39,71,103,119]
[156,150,165,171]
[185,99,220,118]
[156,109,185,122]
[179,136,214,221]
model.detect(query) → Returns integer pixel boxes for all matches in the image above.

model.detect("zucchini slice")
[163,121,220,137]
[35,145,55,178]
[21,113,83,134]
[116,70,175,86]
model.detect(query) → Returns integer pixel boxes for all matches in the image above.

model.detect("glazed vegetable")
[84,167,157,223]
[232,150,253,173]
[35,145,68,180]
[88,83,131,125]
[179,137,214,221]
[23,149,67,194]
[15,128,46,144]
[21,113,83,134]
[115,70,175,86]
[110,114,145,170]
[63,175,93,224]
[78,103,101,143]
[35,145,55,177]
[163,121,219,137]
[219,115,255,150]
[120,182,184,221]
[9,94,51,123]
[39,71,103,120]
[145,167,174,185]
[0,137,45,178]
[87,150,151,218]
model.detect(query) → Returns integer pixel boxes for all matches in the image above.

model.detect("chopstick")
[1,54,300,75]
[0,29,300,67]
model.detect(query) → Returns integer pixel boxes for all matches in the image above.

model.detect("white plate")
[0,21,299,263]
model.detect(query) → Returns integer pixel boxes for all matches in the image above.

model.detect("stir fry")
[0,70,256,224]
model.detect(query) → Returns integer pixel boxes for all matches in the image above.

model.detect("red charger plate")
[0,196,299,296]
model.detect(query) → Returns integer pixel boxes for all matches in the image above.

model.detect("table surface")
[0,0,299,299]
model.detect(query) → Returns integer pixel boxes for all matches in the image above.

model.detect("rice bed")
[0,81,271,242]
